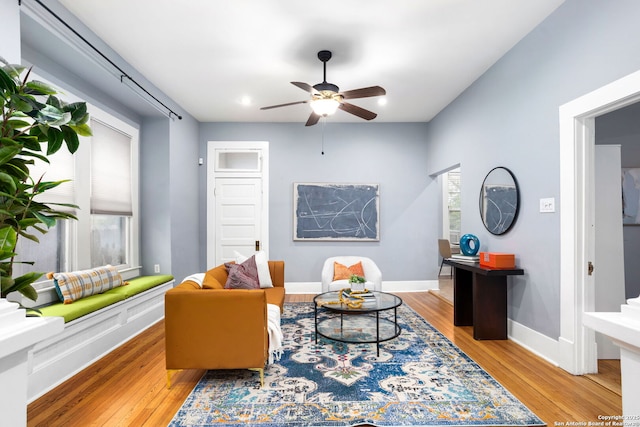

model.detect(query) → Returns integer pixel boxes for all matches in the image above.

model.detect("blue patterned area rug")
[168,302,544,427]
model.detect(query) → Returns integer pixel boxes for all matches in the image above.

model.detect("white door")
[594,144,626,359]
[215,178,262,265]
[206,141,269,268]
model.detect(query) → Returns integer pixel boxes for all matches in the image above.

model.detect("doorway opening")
[559,69,640,375]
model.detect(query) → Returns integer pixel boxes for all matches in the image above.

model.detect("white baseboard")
[508,319,559,367]
[284,280,438,294]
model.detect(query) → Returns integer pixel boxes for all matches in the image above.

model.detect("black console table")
[443,259,524,340]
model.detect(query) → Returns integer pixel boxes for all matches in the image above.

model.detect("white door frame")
[559,69,640,374]
[206,141,269,269]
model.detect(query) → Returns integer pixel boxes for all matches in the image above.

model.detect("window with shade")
[90,119,133,268]
[13,97,140,285]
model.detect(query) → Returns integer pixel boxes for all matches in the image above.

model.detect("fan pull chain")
[321,117,325,155]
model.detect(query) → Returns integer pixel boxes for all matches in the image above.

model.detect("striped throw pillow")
[49,265,126,304]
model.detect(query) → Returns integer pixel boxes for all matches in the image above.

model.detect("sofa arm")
[165,288,268,370]
[267,260,285,288]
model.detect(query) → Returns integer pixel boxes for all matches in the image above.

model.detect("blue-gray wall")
[198,122,433,282]
[169,114,201,282]
[140,118,171,275]
[425,0,640,339]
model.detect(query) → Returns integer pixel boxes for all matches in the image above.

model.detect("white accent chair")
[321,256,382,293]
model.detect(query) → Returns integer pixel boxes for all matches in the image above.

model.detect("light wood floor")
[432,273,622,397]
[27,292,622,427]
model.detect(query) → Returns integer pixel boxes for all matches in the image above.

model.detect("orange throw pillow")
[333,261,365,281]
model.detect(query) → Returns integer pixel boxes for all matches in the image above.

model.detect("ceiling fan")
[260,50,386,126]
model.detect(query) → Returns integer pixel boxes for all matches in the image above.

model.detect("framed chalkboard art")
[293,183,380,241]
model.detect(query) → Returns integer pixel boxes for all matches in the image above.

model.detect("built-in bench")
[26,274,174,402]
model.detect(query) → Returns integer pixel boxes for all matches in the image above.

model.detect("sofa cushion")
[203,264,228,289]
[333,261,365,281]
[50,265,126,304]
[224,256,260,289]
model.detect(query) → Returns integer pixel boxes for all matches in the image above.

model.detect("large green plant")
[0,57,91,301]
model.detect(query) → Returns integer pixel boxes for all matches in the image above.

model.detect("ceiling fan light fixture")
[310,98,340,116]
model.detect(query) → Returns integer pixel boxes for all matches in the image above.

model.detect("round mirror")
[479,167,520,235]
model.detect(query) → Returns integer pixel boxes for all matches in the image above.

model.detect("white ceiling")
[57,0,564,124]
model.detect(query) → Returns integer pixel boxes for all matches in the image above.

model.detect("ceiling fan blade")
[340,85,386,100]
[305,112,321,126]
[291,82,317,93]
[339,102,377,120]
[260,100,308,110]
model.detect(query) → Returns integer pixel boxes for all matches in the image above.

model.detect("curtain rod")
[21,0,183,120]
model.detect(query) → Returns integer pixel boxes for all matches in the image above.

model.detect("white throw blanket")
[267,303,283,364]
[182,273,205,287]
[181,273,283,364]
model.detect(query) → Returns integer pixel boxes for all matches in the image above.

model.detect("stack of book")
[342,289,377,306]
[450,254,480,263]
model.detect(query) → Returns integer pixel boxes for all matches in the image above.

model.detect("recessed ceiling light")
[378,97,387,106]
[240,96,252,106]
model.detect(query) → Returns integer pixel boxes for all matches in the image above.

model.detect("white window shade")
[90,119,132,216]
[30,149,75,210]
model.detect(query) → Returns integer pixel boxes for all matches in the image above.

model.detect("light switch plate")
[540,197,555,213]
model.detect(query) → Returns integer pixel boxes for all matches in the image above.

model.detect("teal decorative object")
[459,234,480,256]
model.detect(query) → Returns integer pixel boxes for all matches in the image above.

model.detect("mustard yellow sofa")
[164,260,285,387]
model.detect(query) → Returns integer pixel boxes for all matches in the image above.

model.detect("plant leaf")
[9,94,33,112]
[25,80,58,96]
[69,123,92,137]
[19,150,49,164]
[61,125,80,153]
[0,67,16,93]
[0,172,17,194]
[46,128,64,155]
[12,272,43,301]
[17,230,40,243]
[0,137,21,147]
[0,145,23,166]
[33,179,69,193]
[37,104,70,126]
[33,212,57,228]
[0,226,17,253]
[6,119,32,130]
[65,102,87,123]
[1,63,26,79]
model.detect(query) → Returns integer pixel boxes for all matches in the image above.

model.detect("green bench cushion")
[33,274,174,323]
[37,292,126,323]
[106,274,174,298]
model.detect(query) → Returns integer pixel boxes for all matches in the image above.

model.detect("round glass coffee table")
[313,290,403,356]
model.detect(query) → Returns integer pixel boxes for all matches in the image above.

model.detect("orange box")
[479,252,515,269]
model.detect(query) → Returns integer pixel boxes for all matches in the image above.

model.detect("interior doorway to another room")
[431,166,461,305]
[559,69,640,376]
[442,167,462,245]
